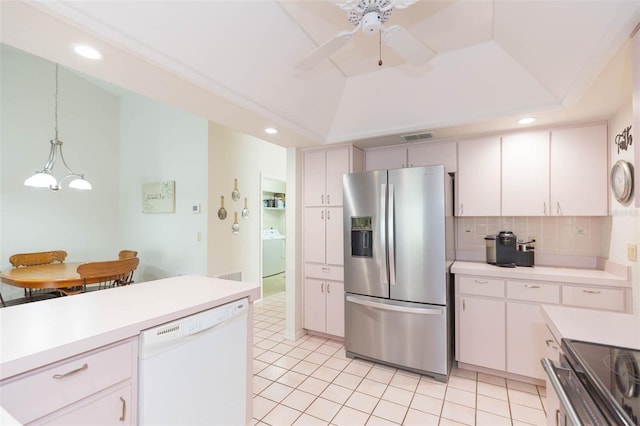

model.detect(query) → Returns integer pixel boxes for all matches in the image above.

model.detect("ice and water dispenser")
[350,216,373,257]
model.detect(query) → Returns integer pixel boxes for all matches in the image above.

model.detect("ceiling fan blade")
[296,30,356,70]
[382,25,436,66]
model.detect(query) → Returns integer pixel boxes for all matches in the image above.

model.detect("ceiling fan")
[296,0,436,70]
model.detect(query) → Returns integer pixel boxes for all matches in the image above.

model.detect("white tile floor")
[252,292,548,426]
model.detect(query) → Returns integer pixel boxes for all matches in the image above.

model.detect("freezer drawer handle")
[53,363,88,380]
[347,295,442,315]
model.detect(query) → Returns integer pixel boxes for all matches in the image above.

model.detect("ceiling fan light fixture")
[361,11,382,33]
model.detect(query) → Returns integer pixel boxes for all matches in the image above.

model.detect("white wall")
[207,122,286,285]
[118,94,208,281]
[602,95,639,314]
[0,45,120,298]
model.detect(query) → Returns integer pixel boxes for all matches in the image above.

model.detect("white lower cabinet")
[506,302,548,380]
[304,278,345,337]
[458,296,506,371]
[1,339,135,425]
[456,272,628,382]
[37,383,132,425]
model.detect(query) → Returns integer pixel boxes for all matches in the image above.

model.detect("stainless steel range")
[542,339,640,425]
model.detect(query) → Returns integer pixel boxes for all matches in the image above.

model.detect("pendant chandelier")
[24,64,92,191]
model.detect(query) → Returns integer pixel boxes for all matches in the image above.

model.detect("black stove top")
[563,339,640,425]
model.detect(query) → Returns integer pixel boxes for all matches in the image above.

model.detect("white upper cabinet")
[365,146,407,171]
[304,147,350,207]
[457,136,501,216]
[304,150,326,207]
[550,124,608,216]
[365,142,457,172]
[407,142,457,172]
[502,131,550,216]
[325,148,350,206]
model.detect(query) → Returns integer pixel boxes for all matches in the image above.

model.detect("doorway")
[260,175,286,299]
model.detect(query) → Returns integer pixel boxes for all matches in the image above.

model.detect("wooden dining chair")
[9,250,68,267]
[118,250,138,260]
[9,250,68,299]
[77,257,140,292]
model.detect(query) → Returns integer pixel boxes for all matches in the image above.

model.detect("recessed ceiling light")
[73,45,102,60]
[518,117,536,125]
[264,127,278,135]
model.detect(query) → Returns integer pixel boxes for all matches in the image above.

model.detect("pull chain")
[378,31,383,66]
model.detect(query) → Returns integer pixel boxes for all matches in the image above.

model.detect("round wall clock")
[610,160,634,203]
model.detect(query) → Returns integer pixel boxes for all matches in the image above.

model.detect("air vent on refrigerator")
[401,132,433,143]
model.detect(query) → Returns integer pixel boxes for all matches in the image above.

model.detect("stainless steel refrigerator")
[342,165,454,382]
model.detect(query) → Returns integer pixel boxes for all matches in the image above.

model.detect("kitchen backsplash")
[457,216,600,257]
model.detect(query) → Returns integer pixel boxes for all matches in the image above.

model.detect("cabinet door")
[408,142,457,172]
[457,137,501,216]
[325,207,344,266]
[325,281,345,337]
[304,278,326,333]
[458,296,505,370]
[325,148,350,207]
[304,207,325,264]
[304,150,326,206]
[365,147,407,171]
[502,131,550,216]
[39,383,132,425]
[506,302,547,380]
[550,124,607,216]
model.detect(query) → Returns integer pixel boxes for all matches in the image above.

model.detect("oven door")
[541,357,610,426]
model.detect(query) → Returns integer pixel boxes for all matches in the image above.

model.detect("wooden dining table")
[0,262,86,290]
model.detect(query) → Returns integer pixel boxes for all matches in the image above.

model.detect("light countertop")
[0,275,260,380]
[542,304,640,350]
[451,261,630,288]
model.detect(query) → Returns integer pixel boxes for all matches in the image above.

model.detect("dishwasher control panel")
[139,297,248,359]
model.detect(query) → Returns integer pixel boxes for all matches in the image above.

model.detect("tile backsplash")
[457,216,600,257]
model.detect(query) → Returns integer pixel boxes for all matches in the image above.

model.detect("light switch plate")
[628,244,637,262]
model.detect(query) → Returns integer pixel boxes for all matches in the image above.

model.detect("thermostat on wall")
[192,204,201,213]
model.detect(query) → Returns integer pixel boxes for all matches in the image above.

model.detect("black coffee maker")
[496,231,517,267]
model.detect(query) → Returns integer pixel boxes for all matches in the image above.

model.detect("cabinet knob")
[582,289,601,294]
[321,195,324,205]
[473,279,488,284]
[327,210,331,220]
[321,283,324,293]
[327,283,331,293]
[327,195,331,205]
[524,284,540,289]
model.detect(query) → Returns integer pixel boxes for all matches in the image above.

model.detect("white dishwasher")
[138,298,248,425]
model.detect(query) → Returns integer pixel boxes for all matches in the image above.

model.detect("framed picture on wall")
[142,181,175,213]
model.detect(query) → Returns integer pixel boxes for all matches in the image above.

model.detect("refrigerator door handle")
[346,295,443,316]
[381,183,389,285]
[388,184,396,286]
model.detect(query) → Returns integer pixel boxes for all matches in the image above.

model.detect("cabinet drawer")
[507,280,560,304]
[562,286,625,311]
[1,340,133,424]
[306,264,344,281]
[458,276,504,297]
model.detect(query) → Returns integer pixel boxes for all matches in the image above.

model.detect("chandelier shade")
[24,64,91,191]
